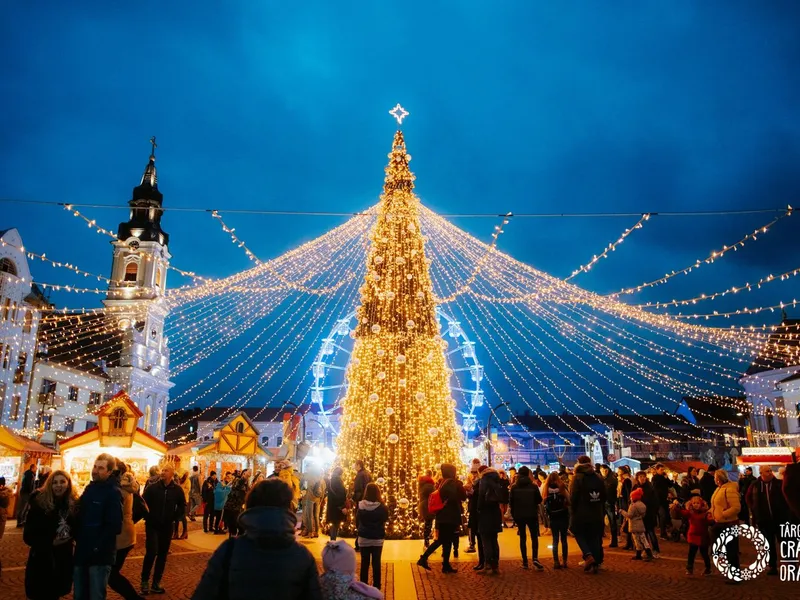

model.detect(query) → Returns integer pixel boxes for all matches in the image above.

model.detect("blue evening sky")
[2,2,800,417]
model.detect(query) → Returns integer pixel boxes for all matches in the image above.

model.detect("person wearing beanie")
[570,456,607,573]
[320,541,383,600]
[699,465,717,504]
[619,487,653,562]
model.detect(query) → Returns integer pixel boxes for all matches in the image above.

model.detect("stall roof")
[0,426,56,456]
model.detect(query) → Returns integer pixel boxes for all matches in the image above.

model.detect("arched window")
[144,405,152,432]
[156,409,163,437]
[23,310,33,333]
[0,258,17,276]
[124,261,138,282]
[110,408,128,434]
[155,267,162,288]
[235,422,245,433]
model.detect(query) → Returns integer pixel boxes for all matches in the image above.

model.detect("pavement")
[2,519,797,599]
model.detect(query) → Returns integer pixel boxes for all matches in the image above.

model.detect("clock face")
[151,328,158,339]
[128,240,140,250]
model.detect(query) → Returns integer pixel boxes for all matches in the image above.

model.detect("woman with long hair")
[109,461,141,600]
[23,469,78,600]
[356,482,388,590]
[326,467,348,541]
[543,472,570,569]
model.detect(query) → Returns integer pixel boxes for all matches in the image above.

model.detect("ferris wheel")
[309,307,485,436]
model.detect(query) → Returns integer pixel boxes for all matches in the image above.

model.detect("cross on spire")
[149,136,157,160]
[389,104,409,126]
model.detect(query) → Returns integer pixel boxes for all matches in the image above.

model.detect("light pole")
[486,401,511,468]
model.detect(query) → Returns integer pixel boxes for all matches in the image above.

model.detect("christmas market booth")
[59,390,167,491]
[167,411,273,479]
[736,446,797,476]
[0,425,55,515]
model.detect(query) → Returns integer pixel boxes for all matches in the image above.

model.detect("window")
[261,436,269,445]
[277,436,283,446]
[124,261,139,282]
[155,267,162,288]
[10,395,20,420]
[39,414,52,432]
[110,408,128,434]
[23,310,33,333]
[88,392,102,407]
[235,422,245,433]
[0,382,6,422]
[144,405,152,432]
[68,386,79,402]
[10,301,17,322]
[64,419,74,433]
[155,409,163,437]
[85,420,96,432]
[40,379,57,394]
[14,352,27,384]
[1,298,9,320]
[0,258,17,275]
[1,344,10,369]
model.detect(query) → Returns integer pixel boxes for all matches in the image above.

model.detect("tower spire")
[139,136,158,189]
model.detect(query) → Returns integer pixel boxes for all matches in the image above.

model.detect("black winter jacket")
[651,473,671,504]
[746,477,790,526]
[435,478,467,528]
[357,500,388,540]
[477,470,504,533]
[603,472,618,504]
[569,463,606,529]
[191,507,322,600]
[143,479,186,528]
[632,480,658,528]
[353,469,372,502]
[326,476,348,525]
[74,477,123,566]
[201,477,217,506]
[699,472,716,504]
[23,491,76,600]
[509,475,542,522]
[618,477,632,510]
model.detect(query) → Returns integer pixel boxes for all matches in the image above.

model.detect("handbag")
[132,492,149,524]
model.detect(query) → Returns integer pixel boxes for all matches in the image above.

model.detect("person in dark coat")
[326,467,348,540]
[223,468,250,537]
[191,478,322,600]
[418,470,436,547]
[617,466,634,550]
[477,467,505,574]
[16,463,37,526]
[417,463,467,574]
[650,464,671,539]
[699,466,717,505]
[141,463,186,594]
[745,465,790,575]
[466,466,486,567]
[509,466,543,570]
[356,483,389,590]
[23,470,78,600]
[785,454,800,522]
[681,467,700,502]
[201,471,217,533]
[633,471,660,556]
[736,466,756,525]
[570,456,607,573]
[599,465,619,547]
[73,453,123,600]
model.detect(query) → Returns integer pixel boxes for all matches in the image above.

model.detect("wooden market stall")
[167,411,274,481]
[736,446,797,477]
[0,425,55,516]
[59,390,167,491]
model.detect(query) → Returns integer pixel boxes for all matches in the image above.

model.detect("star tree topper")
[389,103,409,125]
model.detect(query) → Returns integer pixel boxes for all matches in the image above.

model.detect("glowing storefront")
[60,390,167,490]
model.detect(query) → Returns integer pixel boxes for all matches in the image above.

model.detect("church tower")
[102,138,173,439]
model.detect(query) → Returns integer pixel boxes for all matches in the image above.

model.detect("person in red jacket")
[671,496,713,576]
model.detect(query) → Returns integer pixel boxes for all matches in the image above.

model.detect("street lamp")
[487,401,512,468]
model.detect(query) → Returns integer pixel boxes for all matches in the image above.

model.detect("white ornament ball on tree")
[374,255,384,264]
[385,407,395,416]
[428,427,439,437]
[396,354,406,364]
[377,372,386,380]
[371,324,381,333]
[398,378,407,387]
[387,433,399,444]
[386,291,395,300]
[377,477,386,485]
[377,348,386,357]
[369,393,379,402]
[415,391,426,401]
[395,256,406,265]
[398,498,410,509]
[406,319,415,329]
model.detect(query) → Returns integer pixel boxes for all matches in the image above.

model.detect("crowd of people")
[1,451,798,600]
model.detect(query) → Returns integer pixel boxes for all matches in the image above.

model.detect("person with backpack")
[476,467,506,575]
[416,463,467,574]
[569,455,607,574]
[543,472,570,568]
[509,466,544,570]
[191,479,322,600]
[418,470,436,548]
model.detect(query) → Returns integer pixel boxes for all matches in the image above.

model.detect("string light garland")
[606,207,793,297]
[564,213,651,281]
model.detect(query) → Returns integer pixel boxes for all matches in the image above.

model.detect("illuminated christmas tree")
[336,105,463,538]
